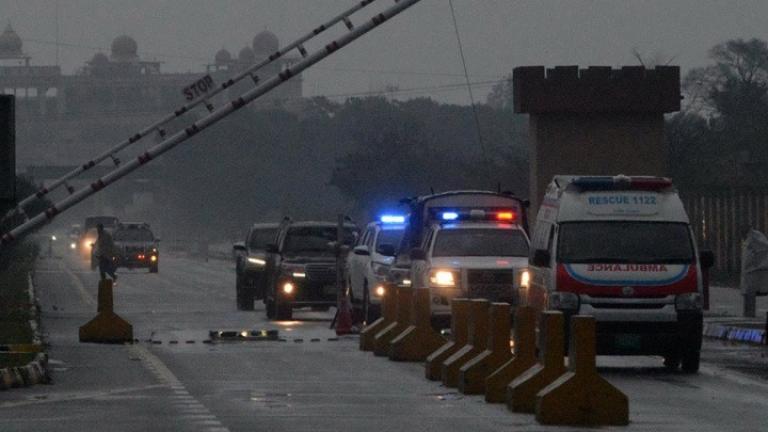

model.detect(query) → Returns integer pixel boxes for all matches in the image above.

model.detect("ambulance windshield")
[557,222,694,264]
[432,228,528,257]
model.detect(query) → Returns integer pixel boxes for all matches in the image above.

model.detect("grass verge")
[0,242,38,368]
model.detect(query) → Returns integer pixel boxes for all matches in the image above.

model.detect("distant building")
[0,27,303,167]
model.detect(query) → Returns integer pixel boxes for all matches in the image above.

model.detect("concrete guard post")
[536,315,629,426]
[441,299,490,387]
[360,283,396,351]
[485,305,537,403]
[79,279,133,343]
[425,298,470,380]
[507,311,566,413]
[388,288,445,361]
[372,286,412,356]
[458,302,513,394]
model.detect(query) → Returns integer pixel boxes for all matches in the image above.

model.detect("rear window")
[432,228,529,257]
[249,228,278,250]
[113,227,154,242]
[557,222,694,264]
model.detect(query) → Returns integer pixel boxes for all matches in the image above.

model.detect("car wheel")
[236,276,254,311]
[276,302,292,320]
[149,265,158,273]
[663,354,680,371]
[266,297,276,319]
[681,349,700,373]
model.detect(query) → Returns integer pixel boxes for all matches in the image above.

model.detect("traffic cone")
[335,294,356,335]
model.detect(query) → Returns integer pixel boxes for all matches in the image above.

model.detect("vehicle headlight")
[374,285,386,297]
[675,293,702,311]
[70,242,77,250]
[150,255,157,262]
[430,269,458,287]
[292,272,306,278]
[247,257,266,266]
[520,270,530,289]
[282,282,295,294]
[372,262,390,277]
[548,292,580,311]
[401,279,412,287]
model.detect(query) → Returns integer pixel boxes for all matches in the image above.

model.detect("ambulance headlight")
[430,269,458,288]
[675,293,702,311]
[548,292,579,311]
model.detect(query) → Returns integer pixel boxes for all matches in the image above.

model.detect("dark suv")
[233,223,279,311]
[112,223,159,273]
[264,220,358,320]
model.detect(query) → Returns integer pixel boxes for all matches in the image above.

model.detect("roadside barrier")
[507,311,566,413]
[536,315,629,426]
[372,286,412,356]
[441,299,490,387]
[79,279,134,343]
[360,283,396,351]
[388,288,445,361]
[425,298,470,380]
[485,306,536,403]
[458,302,513,394]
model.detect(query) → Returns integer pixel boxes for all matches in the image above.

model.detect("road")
[1,250,768,431]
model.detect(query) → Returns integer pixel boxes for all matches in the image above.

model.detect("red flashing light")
[630,177,673,191]
[496,211,516,221]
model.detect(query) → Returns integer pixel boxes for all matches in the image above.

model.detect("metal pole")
[0,0,424,249]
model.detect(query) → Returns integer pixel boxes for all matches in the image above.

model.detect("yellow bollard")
[458,302,513,394]
[388,288,445,361]
[506,311,565,413]
[79,279,133,343]
[360,283,396,351]
[536,315,629,426]
[441,299,490,387]
[425,298,470,380]
[372,286,412,356]
[485,305,537,403]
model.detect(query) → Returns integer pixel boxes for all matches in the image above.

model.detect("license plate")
[614,334,642,351]
[469,284,512,299]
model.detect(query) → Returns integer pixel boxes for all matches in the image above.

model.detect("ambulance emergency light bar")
[429,207,518,222]
[571,175,673,191]
[379,214,407,224]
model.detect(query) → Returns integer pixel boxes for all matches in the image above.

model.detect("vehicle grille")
[467,270,516,303]
[467,270,515,285]
[305,264,337,283]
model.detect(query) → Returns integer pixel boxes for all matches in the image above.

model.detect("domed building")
[252,31,279,56]
[0,24,23,59]
[215,49,232,65]
[110,35,139,63]
[238,46,256,65]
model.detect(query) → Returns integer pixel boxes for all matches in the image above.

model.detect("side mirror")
[353,245,370,256]
[700,250,715,269]
[531,249,551,268]
[266,243,279,254]
[376,243,396,257]
[233,242,246,252]
[410,248,427,261]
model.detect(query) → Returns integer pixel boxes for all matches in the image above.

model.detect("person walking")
[94,223,118,282]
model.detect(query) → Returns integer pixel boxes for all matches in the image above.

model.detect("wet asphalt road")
[2,250,768,431]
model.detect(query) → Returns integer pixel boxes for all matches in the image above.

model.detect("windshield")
[432,228,529,257]
[283,226,357,256]
[376,228,404,249]
[249,228,278,250]
[113,228,155,242]
[557,222,694,264]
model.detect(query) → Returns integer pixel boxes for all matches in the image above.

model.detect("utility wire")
[448,0,490,167]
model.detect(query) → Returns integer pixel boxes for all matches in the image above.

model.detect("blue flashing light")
[441,212,459,221]
[380,215,406,224]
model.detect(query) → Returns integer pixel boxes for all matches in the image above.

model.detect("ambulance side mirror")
[531,249,551,268]
[700,250,715,269]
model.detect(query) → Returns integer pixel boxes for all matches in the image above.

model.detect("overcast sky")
[2,0,767,105]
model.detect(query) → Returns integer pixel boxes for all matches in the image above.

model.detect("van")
[525,175,714,372]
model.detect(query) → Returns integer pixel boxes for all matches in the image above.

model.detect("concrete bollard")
[441,299,490,387]
[536,315,629,426]
[372,286,412,356]
[79,279,133,344]
[389,288,445,361]
[360,283,396,351]
[507,311,566,413]
[485,306,537,403]
[425,298,470,380]
[458,302,513,394]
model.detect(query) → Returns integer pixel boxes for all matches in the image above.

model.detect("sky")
[2,0,768,105]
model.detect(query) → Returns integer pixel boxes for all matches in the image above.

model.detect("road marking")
[0,384,166,409]
[60,261,95,306]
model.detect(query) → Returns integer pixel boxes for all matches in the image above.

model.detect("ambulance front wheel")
[680,349,700,373]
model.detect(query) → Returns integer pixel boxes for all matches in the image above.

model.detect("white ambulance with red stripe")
[525,175,714,373]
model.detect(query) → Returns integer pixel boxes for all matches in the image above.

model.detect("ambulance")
[525,175,714,373]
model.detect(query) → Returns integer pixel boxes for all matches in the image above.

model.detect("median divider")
[535,315,629,426]
[360,283,396,351]
[507,311,566,413]
[485,305,536,403]
[441,299,490,387]
[372,286,412,356]
[388,288,445,361]
[79,279,134,343]
[458,302,513,394]
[425,298,470,380]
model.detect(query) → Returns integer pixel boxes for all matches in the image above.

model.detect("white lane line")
[60,260,95,306]
[181,415,216,420]
[128,344,230,432]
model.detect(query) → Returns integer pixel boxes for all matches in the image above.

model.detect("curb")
[0,273,50,391]
[703,322,767,345]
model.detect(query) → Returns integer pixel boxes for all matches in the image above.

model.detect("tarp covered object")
[740,229,768,296]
